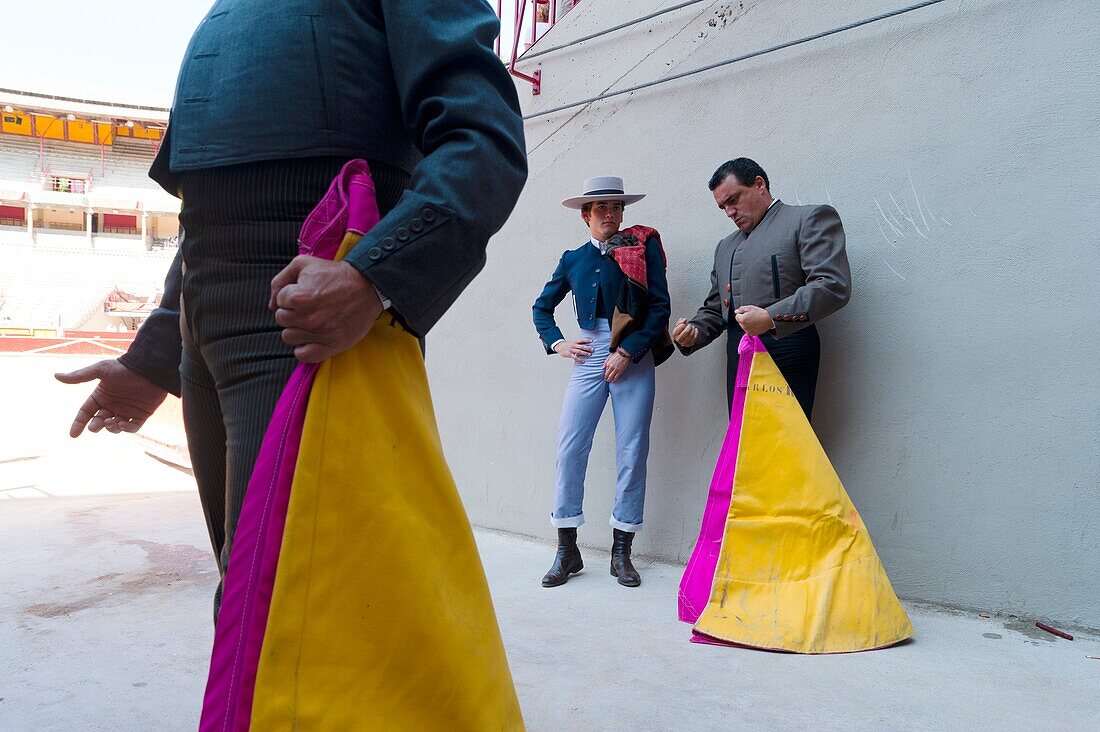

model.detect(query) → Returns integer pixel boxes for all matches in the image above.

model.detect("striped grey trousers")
[176,157,406,616]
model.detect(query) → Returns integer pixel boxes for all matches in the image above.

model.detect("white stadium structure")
[0,77,179,342]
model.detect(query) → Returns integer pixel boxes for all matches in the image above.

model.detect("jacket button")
[725,284,731,293]
[593,283,598,288]
[380,237,396,251]
[396,228,410,242]
[368,247,383,261]
[723,298,730,307]
[595,268,600,273]
[421,207,435,222]
[409,219,424,233]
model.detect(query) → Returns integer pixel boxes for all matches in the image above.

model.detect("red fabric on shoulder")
[609,225,666,289]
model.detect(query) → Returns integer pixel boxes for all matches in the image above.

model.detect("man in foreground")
[56,1,528,727]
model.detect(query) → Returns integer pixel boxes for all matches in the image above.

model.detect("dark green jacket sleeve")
[117,246,183,396]
[342,0,528,337]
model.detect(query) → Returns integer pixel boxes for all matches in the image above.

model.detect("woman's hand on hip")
[554,338,593,364]
[603,349,632,382]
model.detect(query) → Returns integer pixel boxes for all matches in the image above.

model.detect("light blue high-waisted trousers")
[551,318,655,532]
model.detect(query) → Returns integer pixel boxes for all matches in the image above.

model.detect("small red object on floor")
[1035,621,1073,641]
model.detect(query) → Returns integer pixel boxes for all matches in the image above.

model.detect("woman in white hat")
[532,176,672,588]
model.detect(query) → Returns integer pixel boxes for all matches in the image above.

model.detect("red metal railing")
[495,0,573,95]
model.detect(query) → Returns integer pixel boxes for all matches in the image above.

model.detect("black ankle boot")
[542,528,583,587]
[610,529,641,587]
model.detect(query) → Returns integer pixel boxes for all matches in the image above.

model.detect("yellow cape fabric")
[250,235,524,729]
[693,347,913,653]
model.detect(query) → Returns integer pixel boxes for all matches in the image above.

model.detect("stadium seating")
[0,134,160,190]
[0,85,180,333]
[0,242,174,331]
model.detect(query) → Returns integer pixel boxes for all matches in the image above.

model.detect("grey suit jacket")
[682,200,850,352]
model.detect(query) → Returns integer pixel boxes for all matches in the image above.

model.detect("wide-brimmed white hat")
[561,176,646,209]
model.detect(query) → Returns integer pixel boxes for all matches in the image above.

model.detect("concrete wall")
[426,0,1100,628]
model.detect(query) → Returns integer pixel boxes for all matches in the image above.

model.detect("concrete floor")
[2,486,1098,731]
[2,355,1098,730]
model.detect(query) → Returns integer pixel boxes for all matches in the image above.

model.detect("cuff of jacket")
[342,193,462,338]
[118,339,182,397]
[540,328,566,355]
[765,305,812,339]
[364,277,391,311]
[618,336,653,364]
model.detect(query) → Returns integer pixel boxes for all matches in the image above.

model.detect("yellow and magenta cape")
[678,334,913,653]
[199,160,523,730]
